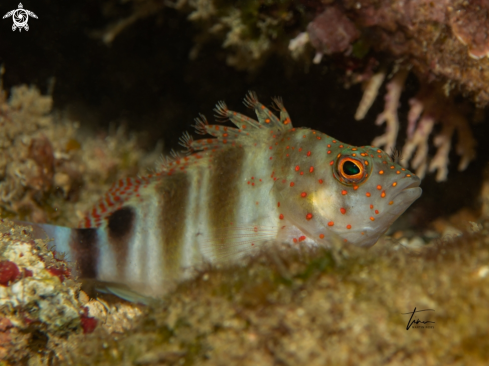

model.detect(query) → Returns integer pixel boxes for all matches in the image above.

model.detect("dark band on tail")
[70,228,99,278]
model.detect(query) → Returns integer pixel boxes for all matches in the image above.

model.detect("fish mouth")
[398,176,421,190]
[394,178,422,203]
[402,181,421,190]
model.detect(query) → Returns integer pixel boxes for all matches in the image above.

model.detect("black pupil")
[343,161,360,176]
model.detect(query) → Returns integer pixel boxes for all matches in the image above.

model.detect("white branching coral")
[355,70,476,181]
[354,68,387,121]
[403,85,476,181]
[370,69,408,155]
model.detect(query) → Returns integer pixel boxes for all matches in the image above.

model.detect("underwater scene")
[0,0,488,364]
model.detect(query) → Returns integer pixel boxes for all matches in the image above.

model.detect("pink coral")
[356,71,476,181]
[307,6,360,63]
[450,0,489,59]
[402,85,476,181]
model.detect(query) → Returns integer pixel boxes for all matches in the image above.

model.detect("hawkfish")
[21,92,422,300]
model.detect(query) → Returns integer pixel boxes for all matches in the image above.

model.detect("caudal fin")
[11,220,99,279]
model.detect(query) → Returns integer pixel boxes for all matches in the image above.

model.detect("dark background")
[1,0,487,225]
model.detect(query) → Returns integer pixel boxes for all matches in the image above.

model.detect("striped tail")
[16,220,154,304]
[15,220,99,279]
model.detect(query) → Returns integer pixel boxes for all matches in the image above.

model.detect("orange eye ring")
[336,157,368,185]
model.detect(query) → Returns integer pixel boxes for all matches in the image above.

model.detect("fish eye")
[343,161,360,175]
[335,156,368,185]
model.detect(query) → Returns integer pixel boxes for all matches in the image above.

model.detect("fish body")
[26,92,422,298]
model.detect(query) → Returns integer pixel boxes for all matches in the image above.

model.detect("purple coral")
[450,0,489,59]
[307,6,360,62]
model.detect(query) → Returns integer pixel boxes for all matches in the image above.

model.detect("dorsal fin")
[81,92,293,228]
[243,91,284,129]
[79,176,154,228]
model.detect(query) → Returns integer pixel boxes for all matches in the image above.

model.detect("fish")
[18,92,422,300]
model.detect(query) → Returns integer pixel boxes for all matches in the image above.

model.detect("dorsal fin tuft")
[271,96,293,127]
[243,91,289,130]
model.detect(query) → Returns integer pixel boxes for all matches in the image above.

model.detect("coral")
[96,0,489,105]
[100,0,301,71]
[0,71,159,227]
[197,1,297,70]
[370,69,408,155]
[450,0,489,59]
[306,5,360,64]
[403,86,477,181]
[0,219,84,362]
[81,296,143,334]
[354,68,387,120]
[355,70,476,181]
[338,0,489,105]
[0,219,145,363]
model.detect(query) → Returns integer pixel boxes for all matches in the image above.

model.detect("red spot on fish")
[279,214,284,220]
[307,151,311,156]
[299,236,306,242]
[340,208,346,214]
[309,166,314,173]
[290,182,295,187]
[328,221,334,226]
[306,213,313,220]
[301,192,307,197]
[319,234,325,239]
[341,190,347,195]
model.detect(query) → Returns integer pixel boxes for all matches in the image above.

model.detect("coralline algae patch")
[0,220,98,361]
[0,242,79,331]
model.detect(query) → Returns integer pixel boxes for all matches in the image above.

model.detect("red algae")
[0,261,20,286]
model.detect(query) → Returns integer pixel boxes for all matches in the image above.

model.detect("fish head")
[317,145,422,246]
[277,142,421,247]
